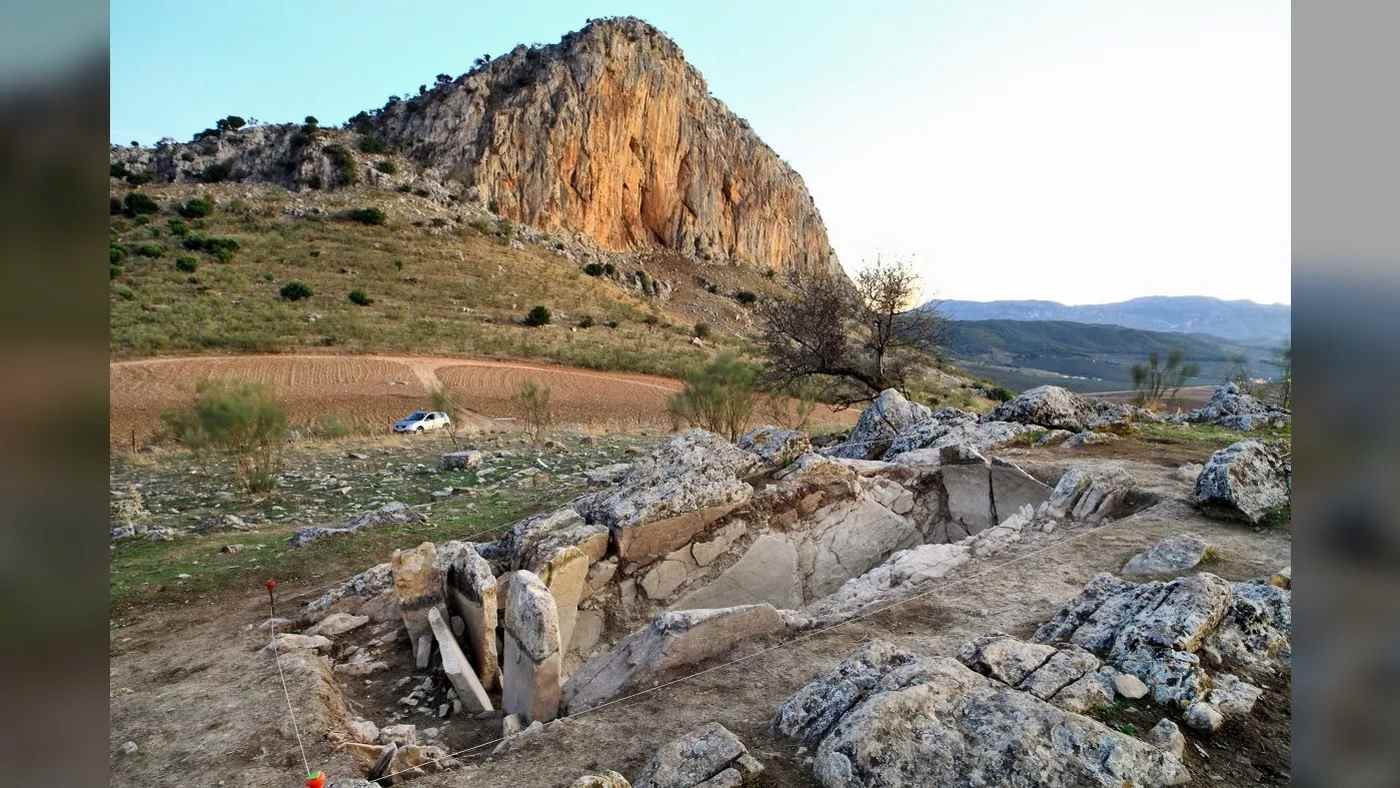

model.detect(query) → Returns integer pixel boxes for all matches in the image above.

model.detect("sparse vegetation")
[175,256,199,273]
[693,322,711,339]
[584,262,605,277]
[123,191,159,215]
[158,379,288,492]
[182,235,240,262]
[135,243,163,258]
[323,144,357,186]
[178,197,213,218]
[110,243,127,264]
[346,207,386,225]
[734,290,758,305]
[348,289,372,306]
[524,305,552,327]
[667,353,760,441]
[279,281,313,301]
[513,380,554,441]
[358,134,389,154]
[201,160,233,183]
[374,160,398,175]
[1131,350,1200,408]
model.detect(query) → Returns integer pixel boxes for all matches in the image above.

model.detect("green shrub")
[578,315,595,329]
[167,218,188,236]
[374,159,398,175]
[988,385,1014,402]
[135,243,163,258]
[358,134,389,154]
[513,380,553,442]
[175,256,199,273]
[323,144,356,185]
[430,217,448,228]
[694,322,711,339]
[348,289,372,306]
[497,218,515,240]
[125,172,152,186]
[345,207,386,225]
[396,184,412,193]
[734,290,758,305]
[201,160,233,183]
[523,305,551,327]
[583,263,605,277]
[666,353,760,441]
[178,197,213,218]
[279,281,313,301]
[110,162,130,178]
[123,191,159,215]
[159,379,288,492]
[603,262,616,276]
[110,265,123,279]
[183,235,240,262]
[113,284,136,300]
[109,243,127,264]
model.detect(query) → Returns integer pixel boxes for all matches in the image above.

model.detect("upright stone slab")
[427,607,492,712]
[445,546,500,690]
[530,545,590,656]
[502,570,562,723]
[391,542,444,667]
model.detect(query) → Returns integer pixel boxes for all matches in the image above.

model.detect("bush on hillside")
[201,160,233,183]
[110,196,123,214]
[987,385,1014,402]
[666,353,760,441]
[734,290,758,305]
[159,379,288,492]
[583,262,605,277]
[358,134,389,154]
[123,191,159,215]
[513,380,553,442]
[348,289,372,306]
[109,243,127,264]
[345,207,386,225]
[167,218,188,236]
[175,257,198,273]
[178,197,213,218]
[110,265,123,279]
[125,172,152,186]
[110,162,129,179]
[694,322,711,339]
[183,235,240,262]
[134,243,163,258]
[578,315,595,329]
[523,305,551,327]
[323,144,356,185]
[374,160,398,175]
[279,281,313,301]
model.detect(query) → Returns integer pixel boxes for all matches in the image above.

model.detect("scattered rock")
[737,425,811,468]
[1179,383,1290,429]
[441,450,484,470]
[571,771,632,788]
[1270,565,1291,589]
[1034,429,1074,447]
[1193,440,1290,523]
[265,633,332,653]
[1122,534,1211,578]
[1039,466,1136,523]
[988,385,1133,432]
[1147,718,1186,759]
[1113,672,1150,699]
[1184,701,1224,733]
[306,612,369,638]
[1064,430,1116,448]
[120,741,138,755]
[633,722,763,788]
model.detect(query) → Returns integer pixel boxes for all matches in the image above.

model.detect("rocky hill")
[110,17,837,274]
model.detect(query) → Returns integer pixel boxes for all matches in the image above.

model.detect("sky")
[111,0,1290,306]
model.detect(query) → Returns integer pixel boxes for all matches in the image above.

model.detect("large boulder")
[988,385,1131,432]
[1193,440,1290,523]
[1040,466,1136,523]
[576,430,759,530]
[564,604,784,712]
[774,641,1190,787]
[884,408,1030,460]
[289,501,425,548]
[1183,383,1290,429]
[633,723,764,788]
[501,570,562,724]
[831,389,931,460]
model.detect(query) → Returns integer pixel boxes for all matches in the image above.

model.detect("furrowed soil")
[109,353,859,447]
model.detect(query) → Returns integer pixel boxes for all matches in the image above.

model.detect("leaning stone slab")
[988,458,1052,522]
[634,722,763,788]
[445,545,500,690]
[509,507,610,568]
[564,604,784,713]
[391,542,444,668]
[427,606,492,712]
[502,570,562,723]
[532,545,590,655]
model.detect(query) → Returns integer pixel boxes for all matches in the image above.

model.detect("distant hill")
[943,319,1283,393]
[932,296,1290,343]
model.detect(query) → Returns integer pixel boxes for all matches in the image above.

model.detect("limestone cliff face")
[373,18,836,272]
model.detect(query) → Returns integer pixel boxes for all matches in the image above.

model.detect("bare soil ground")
[109,445,1291,787]
[109,353,858,446]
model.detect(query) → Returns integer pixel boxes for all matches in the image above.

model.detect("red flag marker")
[305,769,326,788]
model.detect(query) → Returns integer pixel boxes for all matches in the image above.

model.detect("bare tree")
[757,258,944,405]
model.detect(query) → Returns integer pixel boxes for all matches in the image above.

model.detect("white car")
[393,410,451,433]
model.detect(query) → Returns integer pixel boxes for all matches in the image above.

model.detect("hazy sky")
[111,0,1290,306]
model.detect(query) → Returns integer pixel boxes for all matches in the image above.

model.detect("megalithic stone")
[392,541,443,666]
[428,606,492,712]
[446,546,501,691]
[531,545,589,657]
[502,570,562,724]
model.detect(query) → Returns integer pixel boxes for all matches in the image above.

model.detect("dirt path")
[108,455,1290,787]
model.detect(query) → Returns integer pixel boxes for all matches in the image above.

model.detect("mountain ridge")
[110,17,837,274]
[931,295,1290,343]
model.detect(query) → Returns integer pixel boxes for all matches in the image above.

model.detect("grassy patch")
[1132,421,1291,453]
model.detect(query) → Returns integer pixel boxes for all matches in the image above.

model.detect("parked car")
[393,410,451,433]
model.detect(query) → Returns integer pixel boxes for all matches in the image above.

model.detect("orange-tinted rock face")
[375,18,838,273]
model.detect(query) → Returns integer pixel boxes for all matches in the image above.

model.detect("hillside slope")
[945,319,1283,392]
[110,17,836,274]
[935,295,1290,343]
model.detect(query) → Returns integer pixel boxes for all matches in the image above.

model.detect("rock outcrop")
[773,641,1191,787]
[633,723,764,788]
[114,18,838,273]
[1193,440,1290,523]
[988,385,1133,433]
[1178,383,1290,430]
[830,389,931,460]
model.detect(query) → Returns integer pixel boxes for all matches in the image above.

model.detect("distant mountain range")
[942,319,1284,394]
[930,296,1290,343]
